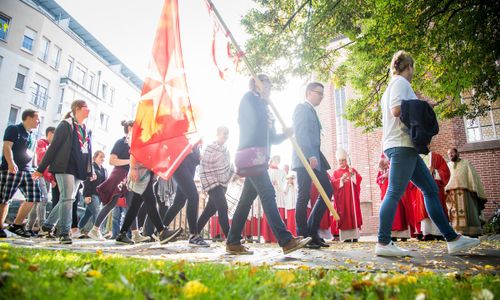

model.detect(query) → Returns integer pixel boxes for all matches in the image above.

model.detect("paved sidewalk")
[2,235,499,274]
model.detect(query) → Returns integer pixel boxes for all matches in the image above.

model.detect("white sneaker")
[375,241,410,257]
[447,235,480,255]
[88,227,105,241]
[71,229,82,239]
[132,232,150,243]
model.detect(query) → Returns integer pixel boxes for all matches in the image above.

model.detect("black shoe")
[59,235,72,244]
[435,235,445,241]
[422,235,435,241]
[401,238,408,242]
[352,239,358,243]
[313,237,330,247]
[159,228,183,245]
[0,229,7,238]
[391,237,398,242]
[27,230,38,237]
[7,224,31,238]
[415,233,423,241]
[304,240,322,249]
[116,232,135,245]
[344,239,352,243]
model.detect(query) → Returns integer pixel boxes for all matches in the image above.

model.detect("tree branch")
[280,0,310,34]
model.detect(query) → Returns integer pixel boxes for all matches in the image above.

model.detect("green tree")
[241,0,499,131]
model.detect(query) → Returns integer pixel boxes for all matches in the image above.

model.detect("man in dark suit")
[292,82,334,248]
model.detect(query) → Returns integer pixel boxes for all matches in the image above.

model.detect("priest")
[445,148,487,237]
[331,148,363,242]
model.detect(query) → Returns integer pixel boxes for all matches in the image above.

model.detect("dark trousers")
[295,167,333,238]
[51,185,60,209]
[162,162,199,234]
[197,185,229,237]
[121,177,164,233]
[227,172,293,247]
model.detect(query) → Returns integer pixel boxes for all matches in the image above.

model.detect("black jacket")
[37,119,93,177]
[237,91,286,153]
[400,99,439,154]
[83,162,107,197]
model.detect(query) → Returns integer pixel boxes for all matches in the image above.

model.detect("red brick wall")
[318,85,499,234]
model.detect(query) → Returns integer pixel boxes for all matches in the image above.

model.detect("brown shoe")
[226,244,254,255]
[282,237,312,255]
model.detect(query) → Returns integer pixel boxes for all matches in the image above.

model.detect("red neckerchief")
[73,118,88,150]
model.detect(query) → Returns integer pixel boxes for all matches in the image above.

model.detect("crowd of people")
[0,51,488,257]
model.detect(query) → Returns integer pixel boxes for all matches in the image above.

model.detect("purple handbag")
[234,147,268,177]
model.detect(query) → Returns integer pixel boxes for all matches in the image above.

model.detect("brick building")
[317,65,500,235]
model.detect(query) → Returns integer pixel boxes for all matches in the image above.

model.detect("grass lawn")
[0,242,498,299]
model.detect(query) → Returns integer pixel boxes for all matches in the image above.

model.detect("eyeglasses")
[311,90,324,96]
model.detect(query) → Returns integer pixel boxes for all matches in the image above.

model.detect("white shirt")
[381,75,416,151]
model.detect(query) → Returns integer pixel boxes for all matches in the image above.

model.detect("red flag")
[206,0,242,80]
[131,0,199,180]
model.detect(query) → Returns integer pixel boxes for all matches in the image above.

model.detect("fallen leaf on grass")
[87,269,102,278]
[2,262,19,270]
[275,270,295,286]
[28,264,39,272]
[248,266,258,277]
[352,280,374,291]
[62,269,79,279]
[183,280,209,298]
[95,249,103,256]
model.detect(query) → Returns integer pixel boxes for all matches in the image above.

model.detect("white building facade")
[0,0,142,153]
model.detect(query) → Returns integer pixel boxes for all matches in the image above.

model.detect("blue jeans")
[43,174,82,236]
[78,195,101,229]
[227,172,293,247]
[378,147,458,244]
[112,206,127,238]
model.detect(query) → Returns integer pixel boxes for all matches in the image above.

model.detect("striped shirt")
[199,142,234,192]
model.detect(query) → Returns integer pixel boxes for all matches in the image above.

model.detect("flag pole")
[205,0,339,220]
[347,155,359,239]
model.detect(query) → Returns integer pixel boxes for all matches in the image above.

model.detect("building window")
[99,112,109,130]
[109,87,115,104]
[31,74,50,110]
[87,72,95,93]
[75,64,86,86]
[334,87,349,151]
[101,82,108,101]
[57,88,65,114]
[66,56,74,77]
[38,37,50,62]
[15,65,29,90]
[21,27,37,52]
[464,100,500,142]
[50,45,61,69]
[8,106,19,126]
[0,14,10,41]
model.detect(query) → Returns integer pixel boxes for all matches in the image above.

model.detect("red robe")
[413,152,450,223]
[309,183,338,236]
[331,167,363,231]
[377,169,415,234]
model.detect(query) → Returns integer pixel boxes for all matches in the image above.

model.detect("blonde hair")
[390,50,414,75]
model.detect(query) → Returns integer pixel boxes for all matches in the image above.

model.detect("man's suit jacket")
[291,102,330,171]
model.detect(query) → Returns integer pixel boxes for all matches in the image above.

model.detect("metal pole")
[205,0,339,220]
